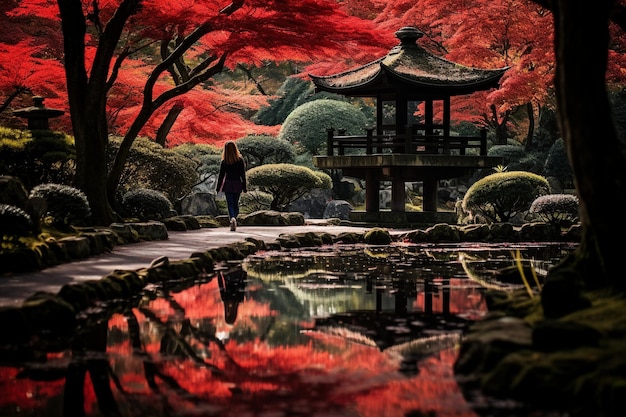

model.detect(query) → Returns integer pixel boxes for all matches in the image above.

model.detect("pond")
[0,241,577,417]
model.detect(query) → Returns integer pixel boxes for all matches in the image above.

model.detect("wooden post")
[365,171,379,212]
[405,125,413,153]
[422,178,438,212]
[480,128,487,155]
[326,128,334,156]
[443,96,451,155]
[366,128,374,154]
[391,179,406,212]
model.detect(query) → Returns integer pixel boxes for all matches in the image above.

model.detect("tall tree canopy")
[3,0,389,225]
[368,0,626,144]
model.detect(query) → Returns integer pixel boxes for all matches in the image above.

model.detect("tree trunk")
[57,0,116,226]
[155,103,184,146]
[524,102,535,151]
[552,0,626,290]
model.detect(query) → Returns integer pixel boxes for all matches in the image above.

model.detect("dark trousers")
[225,192,241,219]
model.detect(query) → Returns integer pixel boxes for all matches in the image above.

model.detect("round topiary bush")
[240,190,273,214]
[247,163,332,211]
[462,171,550,223]
[30,183,91,228]
[122,188,175,221]
[278,99,368,155]
[0,204,33,236]
[543,138,574,189]
[529,194,579,227]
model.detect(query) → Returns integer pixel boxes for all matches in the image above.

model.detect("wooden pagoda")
[309,27,508,224]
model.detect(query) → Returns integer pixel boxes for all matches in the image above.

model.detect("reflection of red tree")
[415,278,487,319]
[0,367,65,410]
[353,349,478,417]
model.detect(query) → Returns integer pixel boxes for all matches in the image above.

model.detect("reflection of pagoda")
[310,27,507,225]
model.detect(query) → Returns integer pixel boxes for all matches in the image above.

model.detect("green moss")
[364,227,392,245]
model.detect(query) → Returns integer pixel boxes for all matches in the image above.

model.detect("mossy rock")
[459,224,491,241]
[0,247,43,273]
[364,228,392,245]
[228,241,259,257]
[57,283,94,311]
[21,292,76,337]
[425,223,460,243]
[189,250,215,270]
[333,232,363,244]
[163,217,188,231]
[168,259,202,279]
[244,237,267,251]
[0,306,31,344]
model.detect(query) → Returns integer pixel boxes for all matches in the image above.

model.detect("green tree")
[108,137,198,204]
[247,163,331,211]
[253,76,346,126]
[236,135,296,169]
[0,127,75,190]
[462,171,550,223]
[278,99,369,155]
[172,143,222,190]
[542,138,573,189]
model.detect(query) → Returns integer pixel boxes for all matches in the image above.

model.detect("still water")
[0,242,576,417]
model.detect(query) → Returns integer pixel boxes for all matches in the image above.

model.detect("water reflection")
[0,242,576,416]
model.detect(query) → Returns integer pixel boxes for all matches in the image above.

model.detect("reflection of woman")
[217,266,247,324]
[216,141,247,232]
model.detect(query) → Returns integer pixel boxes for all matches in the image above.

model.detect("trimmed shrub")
[254,76,343,126]
[0,128,75,190]
[462,171,550,223]
[236,135,296,168]
[543,138,574,188]
[487,144,526,167]
[247,164,332,211]
[529,194,579,227]
[122,188,175,221]
[0,204,33,236]
[278,99,369,155]
[108,137,198,202]
[172,143,222,192]
[30,183,91,228]
[240,191,273,214]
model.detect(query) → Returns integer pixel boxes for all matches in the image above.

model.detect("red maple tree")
[3,0,389,225]
[368,0,626,144]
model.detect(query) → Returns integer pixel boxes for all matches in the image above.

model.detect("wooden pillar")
[443,96,451,153]
[395,94,408,152]
[365,171,379,212]
[376,96,383,135]
[391,179,406,212]
[422,178,438,212]
[425,99,435,153]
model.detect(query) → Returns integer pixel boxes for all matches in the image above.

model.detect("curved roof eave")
[310,64,388,94]
[382,64,508,94]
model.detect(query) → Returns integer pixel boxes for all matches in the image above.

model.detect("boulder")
[323,200,353,220]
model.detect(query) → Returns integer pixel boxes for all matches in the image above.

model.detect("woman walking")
[216,141,247,231]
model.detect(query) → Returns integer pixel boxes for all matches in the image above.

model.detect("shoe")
[230,217,237,231]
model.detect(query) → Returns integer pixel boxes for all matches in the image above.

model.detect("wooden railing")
[326,127,488,156]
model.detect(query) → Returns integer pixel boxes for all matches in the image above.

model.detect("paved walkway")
[0,221,394,308]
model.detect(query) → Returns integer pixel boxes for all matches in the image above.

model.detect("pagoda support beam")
[391,179,406,212]
[423,178,438,212]
[365,171,380,212]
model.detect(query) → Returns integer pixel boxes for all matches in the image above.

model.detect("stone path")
[0,222,392,308]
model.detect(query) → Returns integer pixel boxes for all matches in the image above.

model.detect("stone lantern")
[13,96,65,130]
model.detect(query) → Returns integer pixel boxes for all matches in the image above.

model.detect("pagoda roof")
[310,27,508,97]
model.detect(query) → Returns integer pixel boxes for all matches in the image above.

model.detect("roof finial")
[395,27,424,45]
